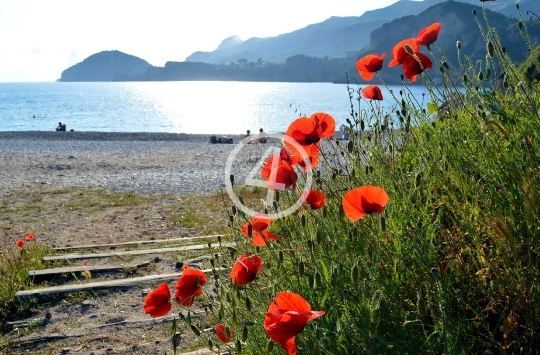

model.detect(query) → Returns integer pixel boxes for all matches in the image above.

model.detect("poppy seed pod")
[418,297,427,317]
[266,340,274,352]
[456,41,461,50]
[191,324,200,336]
[352,265,359,283]
[488,42,495,58]
[404,44,414,55]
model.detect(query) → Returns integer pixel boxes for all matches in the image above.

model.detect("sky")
[0,0,400,82]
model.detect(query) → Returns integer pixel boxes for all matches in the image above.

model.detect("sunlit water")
[0,82,431,134]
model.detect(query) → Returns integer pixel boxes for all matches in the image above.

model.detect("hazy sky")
[0,0,399,82]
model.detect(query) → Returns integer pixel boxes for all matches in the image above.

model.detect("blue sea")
[0,82,430,134]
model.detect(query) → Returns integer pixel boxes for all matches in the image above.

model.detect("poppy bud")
[519,21,523,30]
[478,72,483,81]
[232,310,238,327]
[242,325,248,342]
[463,74,468,85]
[372,307,380,324]
[179,312,185,321]
[279,250,284,264]
[456,41,461,50]
[415,172,422,188]
[301,214,306,227]
[381,217,386,232]
[307,239,314,252]
[210,258,215,268]
[208,303,213,312]
[273,200,279,211]
[516,3,519,10]
[208,339,213,350]
[236,339,242,352]
[230,174,235,185]
[232,205,237,215]
[472,9,476,16]
[298,261,305,277]
[360,120,365,131]
[502,46,506,54]
[275,190,280,202]
[315,271,322,288]
[418,297,427,317]
[352,264,359,283]
[404,44,414,55]
[187,311,192,327]
[266,340,274,352]
[430,267,440,280]
[488,42,495,58]
[245,296,251,311]
[191,325,201,336]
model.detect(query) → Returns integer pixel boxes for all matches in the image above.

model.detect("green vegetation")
[173,7,540,355]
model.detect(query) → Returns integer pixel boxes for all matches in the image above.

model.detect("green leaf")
[320,259,330,282]
[427,102,437,115]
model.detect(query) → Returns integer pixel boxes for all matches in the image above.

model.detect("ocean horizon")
[0,81,430,134]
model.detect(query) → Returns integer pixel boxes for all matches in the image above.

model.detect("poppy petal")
[143,282,172,317]
[417,23,441,46]
[389,38,419,67]
[403,52,433,83]
[215,324,234,343]
[303,190,327,210]
[231,254,264,285]
[362,85,384,101]
[309,112,336,139]
[342,186,389,222]
[356,53,386,81]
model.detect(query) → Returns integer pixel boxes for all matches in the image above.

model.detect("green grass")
[174,14,540,355]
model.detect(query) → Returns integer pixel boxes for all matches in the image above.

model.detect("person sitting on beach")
[61,124,67,131]
[244,129,254,144]
[56,122,63,131]
[258,128,268,144]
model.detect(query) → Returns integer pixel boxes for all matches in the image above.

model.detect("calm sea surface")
[0,82,430,134]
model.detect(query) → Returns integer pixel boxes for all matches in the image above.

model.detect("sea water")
[0,81,431,134]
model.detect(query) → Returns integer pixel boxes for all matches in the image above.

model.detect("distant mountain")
[58,50,151,82]
[184,0,539,65]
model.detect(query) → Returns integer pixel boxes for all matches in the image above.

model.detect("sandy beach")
[0,131,262,196]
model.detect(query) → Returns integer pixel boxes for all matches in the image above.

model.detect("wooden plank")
[53,235,223,251]
[15,268,218,301]
[43,244,217,262]
[28,262,150,279]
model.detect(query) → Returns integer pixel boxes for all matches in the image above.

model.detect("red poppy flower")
[356,52,386,81]
[417,23,441,47]
[231,254,264,286]
[402,52,433,83]
[215,324,234,343]
[16,239,24,248]
[240,213,281,246]
[25,233,34,241]
[267,161,298,190]
[143,281,172,317]
[388,38,419,67]
[264,291,325,355]
[342,186,389,221]
[302,190,327,210]
[174,267,207,307]
[309,112,335,139]
[362,85,383,101]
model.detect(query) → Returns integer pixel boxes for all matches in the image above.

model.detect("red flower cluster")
[241,213,281,246]
[264,291,325,355]
[355,23,440,84]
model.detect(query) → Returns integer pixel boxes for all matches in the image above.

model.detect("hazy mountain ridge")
[57,1,539,84]
[184,0,538,65]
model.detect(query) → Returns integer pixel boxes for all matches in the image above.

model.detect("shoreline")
[0,131,246,142]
